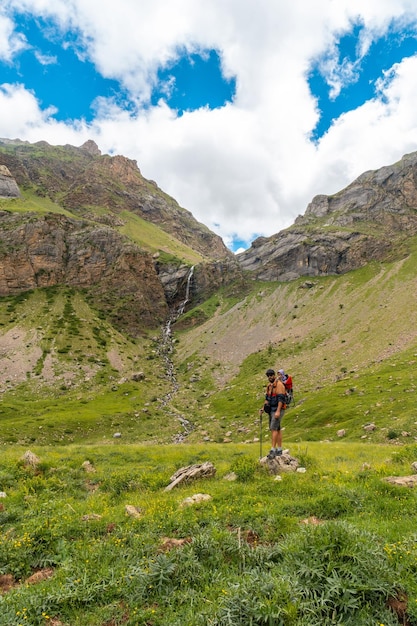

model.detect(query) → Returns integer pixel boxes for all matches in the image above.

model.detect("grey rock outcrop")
[156,257,244,310]
[260,451,299,473]
[0,165,20,198]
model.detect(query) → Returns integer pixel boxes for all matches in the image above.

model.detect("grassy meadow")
[1,441,417,625]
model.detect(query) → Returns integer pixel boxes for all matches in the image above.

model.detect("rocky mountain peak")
[300,150,417,225]
[0,138,241,334]
[238,150,417,281]
[79,139,101,156]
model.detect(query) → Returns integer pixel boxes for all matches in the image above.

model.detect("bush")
[229,456,257,482]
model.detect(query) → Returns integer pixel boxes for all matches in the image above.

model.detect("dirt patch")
[107,348,124,371]
[26,567,54,585]
[0,326,41,387]
[0,567,54,594]
[387,593,410,625]
[0,574,15,593]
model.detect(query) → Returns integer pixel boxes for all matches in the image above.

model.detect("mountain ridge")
[0,138,243,332]
[238,150,417,281]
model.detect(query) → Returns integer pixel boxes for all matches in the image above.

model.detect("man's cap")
[266,368,275,376]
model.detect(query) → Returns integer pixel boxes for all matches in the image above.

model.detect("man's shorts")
[269,410,285,431]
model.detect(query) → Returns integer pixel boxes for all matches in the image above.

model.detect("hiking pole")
[259,408,263,459]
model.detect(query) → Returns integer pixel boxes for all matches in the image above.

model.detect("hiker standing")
[263,368,286,459]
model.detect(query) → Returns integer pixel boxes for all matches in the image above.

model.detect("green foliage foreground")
[1,442,417,626]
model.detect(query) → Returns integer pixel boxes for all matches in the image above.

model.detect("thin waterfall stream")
[156,266,194,441]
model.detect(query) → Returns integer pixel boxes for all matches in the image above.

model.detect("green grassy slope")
[170,241,417,446]
[0,190,76,217]
[118,209,205,264]
[0,287,181,445]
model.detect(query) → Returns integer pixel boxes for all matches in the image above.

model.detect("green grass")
[0,190,77,217]
[0,287,177,446]
[119,210,205,264]
[170,246,417,448]
[0,441,417,625]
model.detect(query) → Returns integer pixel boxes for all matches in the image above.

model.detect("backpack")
[283,374,293,408]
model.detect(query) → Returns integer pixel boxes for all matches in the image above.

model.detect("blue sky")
[0,15,236,120]
[1,2,417,252]
[0,15,130,120]
[309,21,417,141]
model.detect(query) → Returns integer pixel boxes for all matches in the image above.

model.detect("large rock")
[156,257,244,308]
[0,165,20,198]
[260,451,299,473]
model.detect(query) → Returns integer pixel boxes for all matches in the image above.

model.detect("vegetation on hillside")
[171,244,417,447]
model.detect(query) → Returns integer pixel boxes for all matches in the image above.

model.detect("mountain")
[0,138,229,260]
[0,139,417,448]
[0,138,243,334]
[238,151,417,281]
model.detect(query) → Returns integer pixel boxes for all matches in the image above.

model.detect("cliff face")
[0,139,242,333]
[3,138,417,333]
[0,211,168,333]
[237,152,417,281]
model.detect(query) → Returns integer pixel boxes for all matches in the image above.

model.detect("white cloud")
[1,0,417,249]
[0,10,27,61]
[34,51,57,64]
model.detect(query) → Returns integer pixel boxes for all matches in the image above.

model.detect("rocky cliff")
[0,139,242,333]
[0,164,20,198]
[0,211,168,334]
[237,151,417,281]
[3,138,417,332]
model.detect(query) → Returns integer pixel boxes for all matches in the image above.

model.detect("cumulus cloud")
[1,0,417,249]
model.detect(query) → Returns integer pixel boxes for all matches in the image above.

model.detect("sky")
[1,2,417,253]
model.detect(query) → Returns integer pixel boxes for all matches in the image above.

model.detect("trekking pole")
[259,408,263,459]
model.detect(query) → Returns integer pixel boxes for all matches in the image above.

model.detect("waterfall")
[162,265,194,341]
[156,265,195,441]
[176,265,194,317]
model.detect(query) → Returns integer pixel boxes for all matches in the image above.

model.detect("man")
[263,368,286,459]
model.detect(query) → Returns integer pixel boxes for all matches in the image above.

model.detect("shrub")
[229,456,257,482]
[391,443,417,465]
